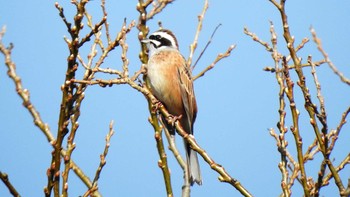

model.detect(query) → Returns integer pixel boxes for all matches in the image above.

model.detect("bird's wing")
[177,58,197,134]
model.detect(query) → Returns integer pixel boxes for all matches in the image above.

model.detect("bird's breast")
[147,50,183,115]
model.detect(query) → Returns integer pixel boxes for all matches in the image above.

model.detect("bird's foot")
[168,114,183,127]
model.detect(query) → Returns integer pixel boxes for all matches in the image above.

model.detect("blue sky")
[1,1,350,196]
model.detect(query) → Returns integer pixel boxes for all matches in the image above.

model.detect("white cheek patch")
[151,39,161,48]
[148,41,161,56]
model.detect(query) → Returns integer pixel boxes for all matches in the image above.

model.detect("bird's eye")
[155,35,161,40]
[150,34,161,41]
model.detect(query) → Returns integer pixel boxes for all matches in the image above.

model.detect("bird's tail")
[185,142,202,185]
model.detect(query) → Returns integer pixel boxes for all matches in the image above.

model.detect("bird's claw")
[168,114,183,127]
[151,100,163,113]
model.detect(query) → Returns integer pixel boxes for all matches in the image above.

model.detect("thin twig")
[147,0,174,19]
[0,171,21,197]
[0,27,54,144]
[83,121,115,197]
[285,37,309,62]
[281,55,309,196]
[311,27,350,85]
[263,59,326,73]
[192,23,222,70]
[148,103,173,197]
[244,26,273,52]
[159,116,190,196]
[101,0,111,44]
[269,21,291,196]
[160,117,186,170]
[329,106,350,152]
[187,0,209,67]
[79,15,106,48]
[303,139,319,161]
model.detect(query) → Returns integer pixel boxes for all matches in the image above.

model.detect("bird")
[142,29,202,186]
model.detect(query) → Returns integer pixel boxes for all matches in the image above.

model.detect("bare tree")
[1,0,349,197]
[245,1,350,196]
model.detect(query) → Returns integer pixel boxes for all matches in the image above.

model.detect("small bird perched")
[142,29,202,186]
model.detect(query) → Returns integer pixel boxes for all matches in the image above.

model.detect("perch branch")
[157,103,253,197]
[137,1,174,196]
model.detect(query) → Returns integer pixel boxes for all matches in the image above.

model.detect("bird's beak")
[141,39,150,44]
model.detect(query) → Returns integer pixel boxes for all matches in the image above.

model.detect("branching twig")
[323,154,350,188]
[160,117,186,170]
[193,44,235,81]
[263,60,326,73]
[244,27,273,52]
[147,0,174,19]
[79,15,106,48]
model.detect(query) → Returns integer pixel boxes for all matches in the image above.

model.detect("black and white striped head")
[142,29,179,56]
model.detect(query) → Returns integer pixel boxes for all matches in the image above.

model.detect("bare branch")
[83,121,115,197]
[311,27,350,85]
[193,44,235,81]
[79,15,106,48]
[0,171,21,197]
[0,27,54,144]
[187,0,209,67]
[244,27,273,52]
[147,0,174,19]
[157,102,253,197]
[329,106,350,153]
[263,59,326,73]
[192,23,222,70]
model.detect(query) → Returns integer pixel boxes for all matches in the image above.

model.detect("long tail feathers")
[185,142,202,186]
